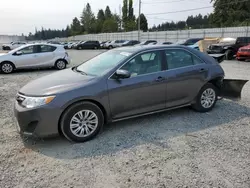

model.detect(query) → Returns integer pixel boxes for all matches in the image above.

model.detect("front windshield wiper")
[73,67,88,75]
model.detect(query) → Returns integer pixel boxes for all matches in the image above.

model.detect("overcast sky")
[0,0,213,35]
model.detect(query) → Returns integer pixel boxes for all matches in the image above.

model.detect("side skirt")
[111,104,191,123]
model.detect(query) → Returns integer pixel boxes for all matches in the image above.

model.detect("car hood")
[239,45,250,49]
[19,68,96,96]
[211,43,234,47]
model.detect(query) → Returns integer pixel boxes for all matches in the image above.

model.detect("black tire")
[77,46,82,50]
[1,62,14,74]
[54,59,67,70]
[94,46,97,50]
[192,83,218,113]
[108,45,113,49]
[225,49,234,60]
[60,102,104,142]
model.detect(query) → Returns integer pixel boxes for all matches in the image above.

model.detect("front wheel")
[192,83,218,113]
[225,49,234,60]
[60,102,104,142]
[1,62,14,74]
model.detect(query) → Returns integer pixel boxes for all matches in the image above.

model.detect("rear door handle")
[155,76,165,82]
[199,68,207,73]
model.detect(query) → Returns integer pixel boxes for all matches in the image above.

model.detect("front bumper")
[207,49,224,54]
[14,101,61,138]
[236,52,250,59]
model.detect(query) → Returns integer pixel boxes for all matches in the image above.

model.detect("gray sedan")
[14,45,248,142]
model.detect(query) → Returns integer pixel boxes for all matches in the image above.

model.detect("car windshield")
[76,50,129,76]
[8,45,28,54]
[218,38,236,44]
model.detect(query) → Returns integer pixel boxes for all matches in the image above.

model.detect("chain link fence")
[58,26,250,42]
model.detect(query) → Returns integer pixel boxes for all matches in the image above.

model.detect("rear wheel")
[225,49,234,60]
[108,45,113,49]
[192,83,218,113]
[1,62,14,74]
[55,59,67,70]
[77,46,82,50]
[60,102,104,142]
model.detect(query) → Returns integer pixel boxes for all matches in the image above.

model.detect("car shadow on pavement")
[23,99,250,159]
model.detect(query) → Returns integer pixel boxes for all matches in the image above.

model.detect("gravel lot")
[0,50,250,188]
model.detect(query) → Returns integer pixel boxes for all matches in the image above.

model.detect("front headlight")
[22,96,55,109]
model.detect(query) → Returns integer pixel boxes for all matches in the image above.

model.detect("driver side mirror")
[115,69,131,79]
[15,51,23,56]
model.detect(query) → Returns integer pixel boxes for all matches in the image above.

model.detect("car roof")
[11,43,63,51]
[113,44,194,53]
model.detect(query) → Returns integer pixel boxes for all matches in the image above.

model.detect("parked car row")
[191,36,250,61]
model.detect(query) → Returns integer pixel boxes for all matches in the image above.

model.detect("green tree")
[122,0,136,31]
[96,9,105,33]
[105,6,112,19]
[137,13,148,32]
[128,0,134,20]
[211,0,250,27]
[113,14,122,31]
[70,17,82,35]
[80,3,96,33]
[102,17,118,32]
[122,0,128,30]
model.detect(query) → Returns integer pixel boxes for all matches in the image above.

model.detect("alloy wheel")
[70,110,98,138]
[56,61,66,70]
[1,63,13,73]
[201,88,216,109]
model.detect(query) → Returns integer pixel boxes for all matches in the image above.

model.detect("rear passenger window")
[165,49,203,70]
[40,45,56,52]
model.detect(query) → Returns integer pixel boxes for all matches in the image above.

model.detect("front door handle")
[155,76,165,82]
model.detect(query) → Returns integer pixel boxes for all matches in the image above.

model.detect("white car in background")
[0,43,70,74]
[105,40,128,49]
[2,41,27,50]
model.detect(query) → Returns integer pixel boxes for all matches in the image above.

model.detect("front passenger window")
[19,46,34,55]
[120,51,162,77]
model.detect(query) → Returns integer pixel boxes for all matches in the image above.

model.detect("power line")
[145,0,249,15]
[147,16,179,22]
[143,0,185,4]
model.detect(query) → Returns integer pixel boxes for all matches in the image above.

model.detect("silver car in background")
[0,43,70,73]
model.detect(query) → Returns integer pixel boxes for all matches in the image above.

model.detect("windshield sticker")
[120,52,132,56]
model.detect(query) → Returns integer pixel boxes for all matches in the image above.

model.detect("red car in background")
[236,44,250,61]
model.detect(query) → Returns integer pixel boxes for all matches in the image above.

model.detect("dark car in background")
[207,37,250,60]
[122,40,140,46]
[14,45,248,143]
[76,41,100,50]
[176,38,203,46]
[135,40,157,46]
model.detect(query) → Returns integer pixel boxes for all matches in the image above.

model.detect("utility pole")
[138,0,141,41]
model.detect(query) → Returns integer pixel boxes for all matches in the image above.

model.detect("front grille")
[210,45,222,51]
